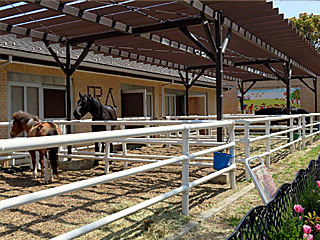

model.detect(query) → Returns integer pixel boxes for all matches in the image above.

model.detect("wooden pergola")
[1,0,320,142]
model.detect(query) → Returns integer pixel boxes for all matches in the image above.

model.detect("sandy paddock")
[0,140,289,240]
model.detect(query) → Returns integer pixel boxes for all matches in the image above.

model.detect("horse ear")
[79,92,83,98]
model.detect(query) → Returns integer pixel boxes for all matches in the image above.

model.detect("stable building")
[0,34,233,138]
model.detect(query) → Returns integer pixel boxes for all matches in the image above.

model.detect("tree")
[291,89,300,105]
[290,13,320,51]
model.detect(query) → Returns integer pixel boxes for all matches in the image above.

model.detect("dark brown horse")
[255,107,310,124]
[10,111,61,183]
[73,92,117,165]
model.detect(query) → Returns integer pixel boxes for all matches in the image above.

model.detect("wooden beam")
[234,58,285,67]
[182,0,316,77]
[69,16,203,44]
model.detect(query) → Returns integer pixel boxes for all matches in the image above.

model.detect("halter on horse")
[10,111,61,184]
[73,92,117,165]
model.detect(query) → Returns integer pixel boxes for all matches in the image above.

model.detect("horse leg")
[101,142,105,152]
[93,142,100,166]
[39,151,47,184]
[43,154,49,184]
[29,150,37,178]
[95,142,100,153]
[49,147,59,179]
[110,126,116,154]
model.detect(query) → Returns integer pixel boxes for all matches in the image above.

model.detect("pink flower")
[316,224,320,232]
[317,181,320,187]
[299,216,302,221]
[313,189,315,192]
[303,234,313,240]
[294,204,305,214]
[303,225,312,235]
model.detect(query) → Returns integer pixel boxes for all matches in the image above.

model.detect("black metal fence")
[226,157,320,240]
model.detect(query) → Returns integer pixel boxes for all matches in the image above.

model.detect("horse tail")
[46,122,62,135]
[109,105,117,120]
[46,122,61,176]
[48,147,59,176]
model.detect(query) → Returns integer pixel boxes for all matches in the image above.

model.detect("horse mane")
[13,111,40,127]
[89,95,104,111]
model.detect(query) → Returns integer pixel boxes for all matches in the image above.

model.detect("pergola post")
[65,42,72,131]
[238,80,245,114]
[65,42,72,155]
[43,40,93,156]
[185,70,190,116]
[284,62,292,114]
[314,77,318,113]
[215,11,223,142]
[238,80,257,114]
[178,68,206,116]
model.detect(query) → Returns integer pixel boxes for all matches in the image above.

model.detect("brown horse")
[10,111,61,183]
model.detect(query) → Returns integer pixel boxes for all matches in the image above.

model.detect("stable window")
[9,83,41,118]
[165,94,176,116]
[9,82,66,120]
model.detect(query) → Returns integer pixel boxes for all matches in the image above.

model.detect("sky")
[271,0,320,18]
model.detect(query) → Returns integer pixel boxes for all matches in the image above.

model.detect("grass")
[228,217,242,228]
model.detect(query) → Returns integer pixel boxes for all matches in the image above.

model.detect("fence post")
[146,125,151,147]
[265,120,270,168]
[104,142,110,173]
[302,116,306,148]
[290,118,294,153]
[310,115,314,144]
[181,127,190,215]
[229,124,236,189]
[120,125,128,169]
[298,116,302,151]
[244,122,250,180]
[58,124,67,160]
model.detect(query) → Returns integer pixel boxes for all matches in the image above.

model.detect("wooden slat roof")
[0,0,319,83]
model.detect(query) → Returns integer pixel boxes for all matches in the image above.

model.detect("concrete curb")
[166,183,256,240]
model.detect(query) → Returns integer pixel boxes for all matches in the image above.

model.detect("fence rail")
[235,114,320,180]
[0,121,236,240]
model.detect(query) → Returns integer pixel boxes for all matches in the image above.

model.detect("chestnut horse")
[10,111,61,183]
[73,92,117,166]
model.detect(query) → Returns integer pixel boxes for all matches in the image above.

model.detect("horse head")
[10,111,40,138]
[73,92,93,120]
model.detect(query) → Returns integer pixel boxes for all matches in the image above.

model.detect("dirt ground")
[0,137,317,240]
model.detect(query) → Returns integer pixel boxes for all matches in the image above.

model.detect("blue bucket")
[213,152,233,170]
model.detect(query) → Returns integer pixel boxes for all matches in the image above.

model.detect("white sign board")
[246,157,277,205]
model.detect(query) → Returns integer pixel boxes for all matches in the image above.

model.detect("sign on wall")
[238,88,301,113]
[87,85,103,100]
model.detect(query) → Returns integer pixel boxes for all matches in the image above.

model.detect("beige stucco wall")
[223,87,238,114]
[0,62,65,139]
[1,62,219,138]
[0,66,8,138]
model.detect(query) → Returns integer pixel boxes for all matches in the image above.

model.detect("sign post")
[245,156,277,205]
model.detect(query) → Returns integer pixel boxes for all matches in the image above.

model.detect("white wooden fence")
[236,113,320,179]
[0,121,236,239]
